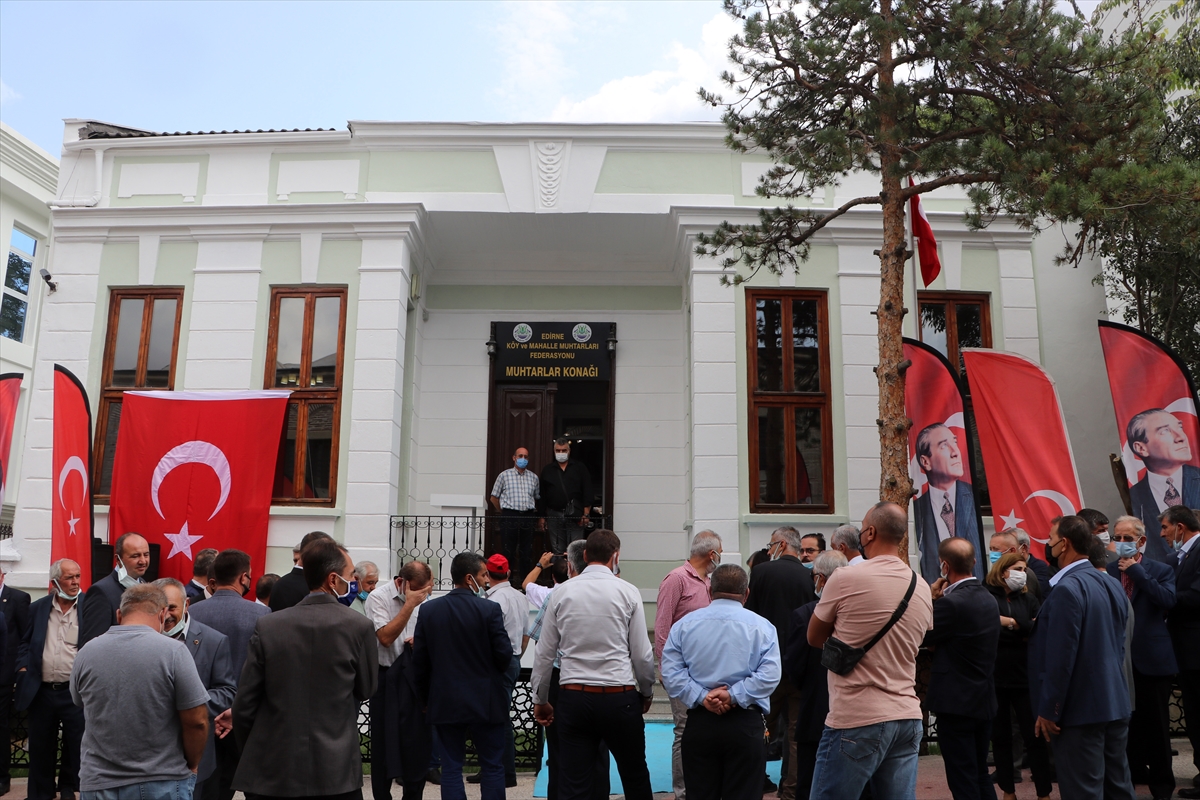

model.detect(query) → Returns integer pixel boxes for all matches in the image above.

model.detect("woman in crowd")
[985,552,1052,800]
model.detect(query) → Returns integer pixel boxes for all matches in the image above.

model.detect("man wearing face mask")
[155,578,237,800]
[412,552,513,800]
[539,437,594,556]
[491,445,541,584]
[1163,506,1200,798]
[989,530,1042,600]
[654,530,723,800]
[232,538,378,800]
[79,532,150,649]
[1105,515,1177,800]
[1079,507,1116,564]
[70,583,210,800]
[187,549,270,800]
[799,534,825,567]
[16,559,85,800]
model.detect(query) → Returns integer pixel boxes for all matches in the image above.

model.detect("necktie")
[1120,569,1135,599]
[940,496,956,538]
[1164,478,1182,507]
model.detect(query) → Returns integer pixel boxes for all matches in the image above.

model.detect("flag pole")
[907,179,920,336]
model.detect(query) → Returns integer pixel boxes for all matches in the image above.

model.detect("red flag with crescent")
[1098,321,1200,561]
[961,349,1084,560]
[108,391,289,593]
[908,177,942,287]
[0,373,22,509]
[903,339,986,580]
[52,366,94,589]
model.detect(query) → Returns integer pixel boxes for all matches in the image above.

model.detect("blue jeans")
[809,719,922,800]
[436,721,507,800]
[82,775,197,800]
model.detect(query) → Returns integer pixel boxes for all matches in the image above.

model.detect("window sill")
[269,506,342,517]
[742,512,851,525]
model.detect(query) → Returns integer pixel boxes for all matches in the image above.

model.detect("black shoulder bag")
[820,571,918,676]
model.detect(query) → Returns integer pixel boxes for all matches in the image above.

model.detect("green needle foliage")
[697,0,1169,537]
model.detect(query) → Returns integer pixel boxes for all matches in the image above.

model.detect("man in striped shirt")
[654,530,723,800]
[490,446,540,582]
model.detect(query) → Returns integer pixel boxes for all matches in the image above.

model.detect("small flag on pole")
[908,177,942,287]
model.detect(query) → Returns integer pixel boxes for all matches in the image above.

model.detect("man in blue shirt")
[661,563,782,800]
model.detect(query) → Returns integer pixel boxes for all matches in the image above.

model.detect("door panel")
[486,385,556,553]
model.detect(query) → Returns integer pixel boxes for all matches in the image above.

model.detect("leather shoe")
[0,779,9,797]
[467,772,482,784]
[1178,787,1200,799]
[61,792,77,800]
[425,767,442,786]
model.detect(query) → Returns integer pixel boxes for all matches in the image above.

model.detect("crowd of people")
[1,495,1196,800]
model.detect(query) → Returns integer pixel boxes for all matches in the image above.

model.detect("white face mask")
[939,562,948,581]
[555,452,569,463]
[115,556,140,589]
[164,612,187,638]
[1004,571,1027,592]
[467,576,488,598]
[1097,532,1111,546]
[612,555,621,576]
[52,579,81,602]
[710,551,722,569]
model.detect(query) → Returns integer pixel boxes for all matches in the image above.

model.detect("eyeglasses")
[799,547,821,556]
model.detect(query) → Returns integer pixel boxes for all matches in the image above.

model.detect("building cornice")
[1,123,59,196]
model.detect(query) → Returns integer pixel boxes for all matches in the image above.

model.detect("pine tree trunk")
[875,0,914,562]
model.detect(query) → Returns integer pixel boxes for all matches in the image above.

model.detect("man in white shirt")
[364,562,432,800]
[830,524,864,566]
[532,530,655,800]
[477,554,529,789]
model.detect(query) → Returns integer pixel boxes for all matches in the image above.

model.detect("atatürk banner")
[494,322,613,380]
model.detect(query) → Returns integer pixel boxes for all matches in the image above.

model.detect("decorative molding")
[531,141,569,211]
[0,124,59,196]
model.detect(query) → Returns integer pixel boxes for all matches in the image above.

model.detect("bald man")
[80,532,151,648]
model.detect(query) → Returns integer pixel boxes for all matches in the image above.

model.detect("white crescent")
[1165,396,1198,417]
[944,412,965,429]
[1023,489,1077,517]
[151,440,231,521]
[58,456,88,508]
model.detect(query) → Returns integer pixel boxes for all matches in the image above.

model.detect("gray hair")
[812,550,849,580]
[831,524,861,553]
[120,584,168,617]
[689,530,722,559]
[1008,528,1031,548]
[49,559,77,582]
[152,577,187,595]
[1113,515,1146,538]
[353,561,379,580]
[566,539,587,576]
[710,564,749,596]
[771,526,802,551]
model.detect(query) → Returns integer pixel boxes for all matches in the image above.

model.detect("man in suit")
[1108,515,1177,800]
[412,551,512,800]
[1013,527,1051,592]
[925,538,1000,800]
[744,525,816,800]
[79,532,150,648]
[1029,515,1134,800]
[187,548,219,605]
[1164,506,1200,798]
[0,564,30,796]
[156,578,237,800]
[268,530,333,612]
[783,551,847,800]
[912,423,984,582]
[16,559,84,800]
[188,548,271,800]
[1127,409,1200,562]
[232,538,378,800]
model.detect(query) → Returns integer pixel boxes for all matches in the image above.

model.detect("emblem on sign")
[572,323,592,342]
[513,323,533,343]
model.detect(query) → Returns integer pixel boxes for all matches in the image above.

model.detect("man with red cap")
[485,553,529,788]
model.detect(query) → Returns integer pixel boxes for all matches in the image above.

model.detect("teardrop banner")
[1098,321,1200,561]
[52,366,94,590]
[0,373,21,509]
[961,349,1084,561]
[903,338,986,582]
[108,390,290,595]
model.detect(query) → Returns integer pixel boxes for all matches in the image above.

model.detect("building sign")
[494,321,613,380]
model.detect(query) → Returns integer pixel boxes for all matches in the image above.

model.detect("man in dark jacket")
[412,552,512,800]
[1108,515,1177,800]
[745,525,816,800]
[79,532,150,648]
[267,531,332,612]
[1164,506,1200,799]
[924,538,1000,800]
[0,564,29,796]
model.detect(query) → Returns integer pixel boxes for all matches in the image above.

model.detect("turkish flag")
[962,350,1084,560]
[908,177,942,287]
[53,366,94,590]
[0,373,21,508]
[108,391,289,593]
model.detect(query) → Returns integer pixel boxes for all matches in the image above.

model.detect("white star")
[999,509,1024,530]
[164,521,203,561]
[67,515,80,536]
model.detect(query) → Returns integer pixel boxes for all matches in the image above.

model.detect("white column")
[688,253,739,549]
[342,238,411,573]
[837,242,883,524]
[998,245,1041,362]
[184,239,264,390]
[11,240,104,587]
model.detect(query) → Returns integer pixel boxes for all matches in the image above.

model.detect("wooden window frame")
[93,286,185,501]
[264,286,348,506]
[746,288,835,513]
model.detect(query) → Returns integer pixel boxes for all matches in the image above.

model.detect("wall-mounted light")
[607,323,618,354]
[485,324,497,358]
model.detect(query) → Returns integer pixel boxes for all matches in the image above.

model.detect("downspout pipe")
[49,147,104,208]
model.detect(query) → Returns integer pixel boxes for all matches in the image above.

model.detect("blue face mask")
[357,590,370,602]
[335,575,359,606]
[1114,542,1139,559]
[802,561,814,569]
[988,551,1002,565]
[516,457,528,469]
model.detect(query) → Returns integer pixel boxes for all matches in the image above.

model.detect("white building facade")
[8,119,1122,607]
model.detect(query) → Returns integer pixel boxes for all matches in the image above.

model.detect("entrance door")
[486,385,557,555]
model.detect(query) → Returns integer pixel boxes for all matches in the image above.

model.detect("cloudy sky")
[0,0,1105,157]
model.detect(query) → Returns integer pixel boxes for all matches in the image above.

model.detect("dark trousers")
[501,509,536,582]
[1128,671,1175,797]
[796,740,818,800]
[437,721,506,800]
[991,686,1051,796]
[557,688,651,800]
[27,683,84,800]
[248,793,361,800]
[370,665,393,800]
[681,706,765,800]
[545,510,584,555]
[546,667,609,800]
[501,655,521,785]
[0,681,10,782]
[1180,669,1200,774]
[1052,719,1134,800]
[765,680,801,800]
[936,712,994,800]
